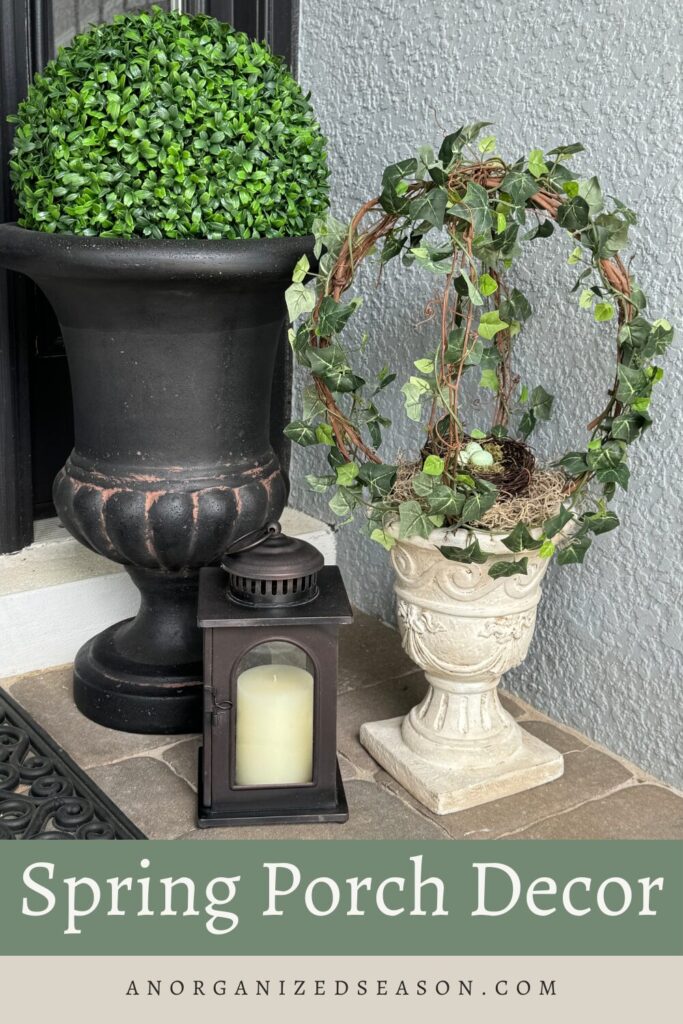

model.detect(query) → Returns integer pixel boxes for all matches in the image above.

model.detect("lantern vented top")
[221,522,324,608]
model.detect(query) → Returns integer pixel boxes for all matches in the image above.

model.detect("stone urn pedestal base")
[360,527,564,815]
[361,716,562,815]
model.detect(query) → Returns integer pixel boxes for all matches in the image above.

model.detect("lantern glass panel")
[234,641,315,787]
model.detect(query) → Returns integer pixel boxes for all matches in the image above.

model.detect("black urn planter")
[0,223,312,734]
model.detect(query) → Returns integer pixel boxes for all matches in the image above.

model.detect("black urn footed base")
[73,567,204,734]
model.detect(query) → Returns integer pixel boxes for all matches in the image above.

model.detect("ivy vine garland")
[285,123,674,577]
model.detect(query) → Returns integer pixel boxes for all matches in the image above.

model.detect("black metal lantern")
[197,523,352,827]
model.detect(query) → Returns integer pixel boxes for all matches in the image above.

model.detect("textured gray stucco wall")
[293,0,683,786]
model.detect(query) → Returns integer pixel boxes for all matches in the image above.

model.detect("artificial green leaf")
[411,472,436,497]
[528,149,549,179]
[291,255,310,284]
[480,368,499,392]
[329,488,356,517]
[610,411,652,442]
[579,288,594,310]
[594,302,614,322]
[398,500,432,540]
[568,246,582,264]
[488,558,529,579]
[557,535,592,565]
[357,463,396,498]
[586,440,626,471]
[459,270,483,306]
[479,273,498,296]
[284,420,317,446]
[315,423,335,446]
[501,168,538,207]
[423,454,445,476]
[539,539,555,558]
[616,365,651,405]
[499,288,532,322]
[460,489,498,522]
[316,296,362,336]
[453,181,494,238]
[370,528,396,551]
[427,486,464,517]
[582,510,619,535]
[543,503,573,538]
[478,310,509,340]
[335,462,359,486]
[596,462,630,490]
[305,473,335,492]
[478,134,497,154]
[285,282,316,322]
[439,537,488,564]
[409,187,448,228]
[530,385,553,421]
[559,451,589,477]
[557,196,590,232]
[401,376,432,421]
[578,175,603,216]
[414,358,435,374]
[547,142,585,158]
[501,523,542,552]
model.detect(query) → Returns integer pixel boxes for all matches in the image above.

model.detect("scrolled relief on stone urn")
[360,526,565,814]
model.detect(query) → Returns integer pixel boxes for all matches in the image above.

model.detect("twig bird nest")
[463,435,536,499]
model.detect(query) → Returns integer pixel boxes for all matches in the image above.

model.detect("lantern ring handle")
[225,521,281,556]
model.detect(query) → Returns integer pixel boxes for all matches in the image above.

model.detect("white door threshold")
[0,508,336,679]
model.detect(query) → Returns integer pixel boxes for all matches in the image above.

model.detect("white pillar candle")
[235,664,314,786]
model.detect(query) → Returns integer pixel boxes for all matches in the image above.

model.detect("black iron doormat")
[0,688,145,840]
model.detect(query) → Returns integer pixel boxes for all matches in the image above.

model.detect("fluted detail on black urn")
[0,224,311,733]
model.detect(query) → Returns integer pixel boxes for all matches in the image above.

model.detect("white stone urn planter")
[360,526,565,814]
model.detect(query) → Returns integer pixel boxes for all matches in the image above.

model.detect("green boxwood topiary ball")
[9,6,329,239]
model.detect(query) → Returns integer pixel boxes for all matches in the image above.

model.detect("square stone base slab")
[360,717,564,815]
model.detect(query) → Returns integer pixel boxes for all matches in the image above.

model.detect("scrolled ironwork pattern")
[0,689,144,840]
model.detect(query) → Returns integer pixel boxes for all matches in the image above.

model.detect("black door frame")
[0,0,299,554]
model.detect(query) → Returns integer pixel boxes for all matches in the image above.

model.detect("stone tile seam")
[494,778,643,839]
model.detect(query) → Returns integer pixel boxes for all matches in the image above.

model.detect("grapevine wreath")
[284,123,675,579]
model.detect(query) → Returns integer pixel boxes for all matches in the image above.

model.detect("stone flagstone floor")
[4,610,683,840]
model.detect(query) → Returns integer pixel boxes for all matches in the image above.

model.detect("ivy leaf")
[578,176,603,216]
[439,537,488,563]
[335,462,359,487]
[596,462,630,491]
[292,254,310,283]
[499,288,532,322]
[358,463,397,499]
[414,357,434,374]
[582,510,619,535]
[478,134,497,154]
[329,488,356,518]
[488,558,529,579]
[461,489,498,523]
[524,218,554,241]
[543,503,573,538]
[557,196,590,232]
[285,282,316,322]
[610,411,652,442]
[539,539,555,558]
[530,384,553,421]
[315,423,335,446]
[399,500,432,540]
[479,368,499,392]
[586,440,626,471]
[453,181,493,238]
[401,376,432,421]
[427,486,464,516]
[579,288,594,310]
[316,296,362,336]
[412,471,436,497]
[616,365,651,405]
[528,149,549,179]
[284,420,316,446]
[308,344,357,392]
[459,270,483,306]
[409,187,448,228]
[502,523,542,552]
[567,246,582,264]
[501,168,538,208]
[557,535,592,565]
[478,310,509,340]
[305,473,335,493]
[547,142,585,158]
[594,302,614,322]
[479,273,498,296]
[423,454,445,476]
[559,451,589,477]
[370,528,396,551]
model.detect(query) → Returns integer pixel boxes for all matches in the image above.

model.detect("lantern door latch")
[207,688,232,727]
